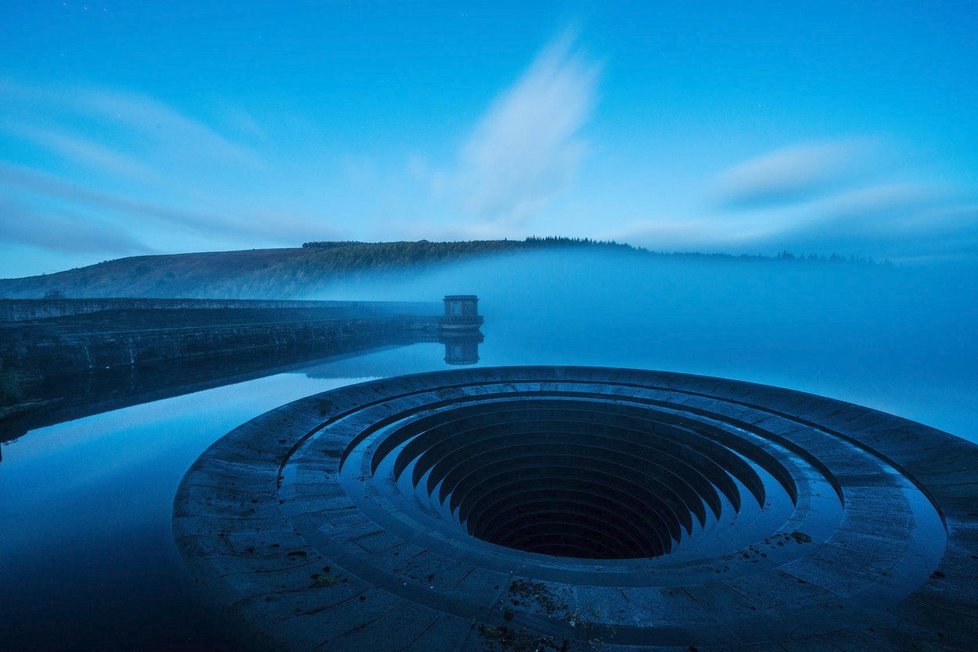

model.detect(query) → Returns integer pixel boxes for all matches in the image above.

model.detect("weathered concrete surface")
[0,312,432,441]
[1,311,435,375]
[0,340,402,442]
[0,297,433,322]
[0,298,485,442]
[172,367,978,650]
[0,300,441,400]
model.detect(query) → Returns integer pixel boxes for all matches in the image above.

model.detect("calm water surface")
[1,256,976,649]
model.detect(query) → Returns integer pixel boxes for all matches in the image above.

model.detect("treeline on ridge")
[0,237,887,300]
[298,237,637,266]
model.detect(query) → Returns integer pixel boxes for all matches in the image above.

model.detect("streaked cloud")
[625,137,974,259]
[812,182,942,222]
[611,170,975,259]
[0,196,150,256]
[219,106,268,141]
[0,162,338,245]
[70,87,266,169]
[0,162,227,235]
[714,140,875,209]
[757,182,975,256]
[2,121,161,183]
[0,79,341,262]
[599,216,787,253]
[0,79,264,171]
[454,33,600,224]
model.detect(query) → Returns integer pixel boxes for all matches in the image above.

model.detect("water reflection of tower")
[439,295,485,365]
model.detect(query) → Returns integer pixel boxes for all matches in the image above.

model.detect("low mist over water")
[312,249,978,442]
[3,1,977,648]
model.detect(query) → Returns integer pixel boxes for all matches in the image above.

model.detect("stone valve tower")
[439,295,484,365]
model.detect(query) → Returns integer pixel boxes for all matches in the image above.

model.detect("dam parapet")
[0,295,483,441]
[0,297,435,323]
[0,298,443,370]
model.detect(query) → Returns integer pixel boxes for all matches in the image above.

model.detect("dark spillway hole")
[370,399,796,561]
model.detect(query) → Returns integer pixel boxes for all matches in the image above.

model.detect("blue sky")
[1,1,976,276]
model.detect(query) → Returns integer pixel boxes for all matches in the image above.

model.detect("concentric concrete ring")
[173,367,978,650]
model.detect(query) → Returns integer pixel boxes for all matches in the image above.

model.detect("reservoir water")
[1,252,975,649]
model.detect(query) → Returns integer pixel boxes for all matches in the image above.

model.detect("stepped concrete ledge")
[172,366,978,650]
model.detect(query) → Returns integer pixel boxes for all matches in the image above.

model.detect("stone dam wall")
[3,315,433,376]
[0,297,482,441]
[0,298,438,322]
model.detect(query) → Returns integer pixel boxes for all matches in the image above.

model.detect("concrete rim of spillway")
[172,366,978,650]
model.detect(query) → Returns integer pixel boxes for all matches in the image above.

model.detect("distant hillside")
[0,248,313,299]
[0,238,882,300]
[0,238,640,299]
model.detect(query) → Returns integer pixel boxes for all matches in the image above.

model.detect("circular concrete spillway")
[173,367,978,650]
[359,398,817,562]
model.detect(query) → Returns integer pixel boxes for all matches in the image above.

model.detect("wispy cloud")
[2,121,161,183]
[612,157,975,258]
[597,219,721,251]
[0,196,150,256]
[0,79,333,257]
[453,33,600,224]
[812,182,942,221]
[70,87,265,169]
[645,137,977,258]
[758,182,966,249]
[220,106,268,141]
[0,162,339,245]
[713,140,875,209]
[0,162,226,235]
[759,205,978,262]
[0,79,265,171]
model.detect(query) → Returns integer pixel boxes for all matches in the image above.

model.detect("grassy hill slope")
[0,238,638,299]
[0,248,314,299]
[0,238,878,300]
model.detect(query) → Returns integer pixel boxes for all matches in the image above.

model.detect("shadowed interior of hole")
[371,399,797,560]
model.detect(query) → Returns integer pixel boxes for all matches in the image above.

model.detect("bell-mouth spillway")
[173,367,978,650]
[345,397,836,563]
